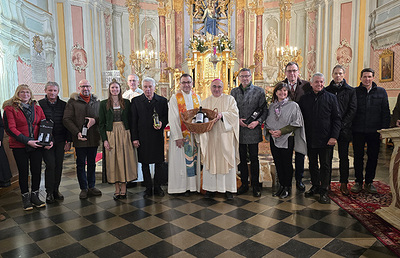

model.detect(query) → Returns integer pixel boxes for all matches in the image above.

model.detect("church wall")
[0,0,56,104]
[369,0,400,110]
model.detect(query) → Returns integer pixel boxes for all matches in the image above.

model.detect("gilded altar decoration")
[189,33,232,53]
[280,0,293,21]
[116,52,126,79]
[32,35,43,54]
[379,49,394,83]
[129,49,157,83]
[71,42,88,73]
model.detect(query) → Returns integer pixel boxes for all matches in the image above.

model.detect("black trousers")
[308,147,333,193]
[13,148,43,194]
[337,140,350,183]
[352,132,380,184]
[142,163,162,189]
[43,142,66,194]
[270,136,294,187]
[239,143,259,187]
[294,152,305,182]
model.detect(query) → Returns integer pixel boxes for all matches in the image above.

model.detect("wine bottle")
[82,118,89,138]
[195,106,204,123]
[204,114,209,123]
[244,101,267,125]
[153,108,160,127]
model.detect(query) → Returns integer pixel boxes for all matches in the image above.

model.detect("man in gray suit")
[231,68,268,197]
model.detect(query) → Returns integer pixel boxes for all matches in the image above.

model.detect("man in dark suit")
[282,62,311,191]
[131,77,168,198]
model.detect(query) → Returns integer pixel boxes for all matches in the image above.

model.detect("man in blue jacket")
[299,73,341,204]
[351,68,390,194]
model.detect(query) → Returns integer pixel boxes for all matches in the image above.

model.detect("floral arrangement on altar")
[189,33,233,53]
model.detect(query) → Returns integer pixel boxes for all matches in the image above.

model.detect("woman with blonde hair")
[99,79,137,200]
[3,84,51,210]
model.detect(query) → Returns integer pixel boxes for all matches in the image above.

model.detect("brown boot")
[340,183,349,196]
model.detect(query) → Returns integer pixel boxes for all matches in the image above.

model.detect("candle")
[276,48,279,57]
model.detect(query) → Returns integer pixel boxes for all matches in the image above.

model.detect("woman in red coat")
[3,84,51,210]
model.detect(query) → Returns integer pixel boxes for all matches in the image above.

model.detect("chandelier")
[129,49,157,82]
[276,45,302,81]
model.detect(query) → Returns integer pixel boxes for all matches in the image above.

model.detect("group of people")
[265,63,390,204]
[0,63,391,210]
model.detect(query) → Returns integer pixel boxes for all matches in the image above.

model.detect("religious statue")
[201,0,218,36]
[265,27,278,67]
[143,29,156,51]
[116,52,126,79]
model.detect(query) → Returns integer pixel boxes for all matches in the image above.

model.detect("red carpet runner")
[329,181,400,256]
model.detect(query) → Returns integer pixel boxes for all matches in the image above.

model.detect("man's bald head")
[79,79,92,96]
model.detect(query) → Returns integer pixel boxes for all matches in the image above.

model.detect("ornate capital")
[237,0,246,11]
[280,0,293,21]
[125,0,140,29]
[250,0,264,15]
[173,0,184,12]
[157,0,170,16]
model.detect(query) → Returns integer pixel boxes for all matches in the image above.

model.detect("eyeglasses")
[181,81,192,85]
[80,85,91,88]
[286,69,298,73]
[239,75,251,78]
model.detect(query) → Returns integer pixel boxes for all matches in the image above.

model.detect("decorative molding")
[335,39,352,68]
[125,0,140,29]
[250,0,264,16]
[280,0,293,21]
[70,42,88,73]
[173,0,184,12]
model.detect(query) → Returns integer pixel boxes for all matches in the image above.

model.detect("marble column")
[174,0,183,69]
[254,8,264,81]
[236,9,245,68]
[158,13,168,82]
[376,128,400,230]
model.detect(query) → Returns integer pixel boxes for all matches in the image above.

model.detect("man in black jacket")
[131,77,168,198]
[299,73,341,204]
[39,82,72,203]
[325,65,357,195]
[282,62,312,191]
[351,68,390,194]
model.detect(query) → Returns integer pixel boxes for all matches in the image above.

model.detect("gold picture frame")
[379,49,394,82]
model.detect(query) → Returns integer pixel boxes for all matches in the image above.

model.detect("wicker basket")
[180,108,218,134]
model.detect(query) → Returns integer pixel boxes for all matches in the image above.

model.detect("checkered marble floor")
[0,153,397,257]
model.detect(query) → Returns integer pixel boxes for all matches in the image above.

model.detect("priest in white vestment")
[199,79,240,200]
[168,74,201,194]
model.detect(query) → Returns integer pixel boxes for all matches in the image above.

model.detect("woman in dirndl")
[99,79,137,200]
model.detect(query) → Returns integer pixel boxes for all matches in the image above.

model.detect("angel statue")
[116,52,126,79]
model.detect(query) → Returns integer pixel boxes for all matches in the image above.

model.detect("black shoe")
[279,187,291,199]
[253,186,261,197]
[46,193,55,204]
[204,191,215,199]
[296,180,306,191]
[272,185,284,197]
[113,193,120,200]
[144,188,153,198]
[154,187,165,197]
[53,191,64,200]
[21,192,33,211]
[225,192,234,200]
[88,187,102,196]
[305,186,319,197]
[31,191,46,208]
[318,192,331,204]
[237,185,249,195]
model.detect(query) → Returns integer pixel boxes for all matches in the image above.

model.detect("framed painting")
[379,49,394,82]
